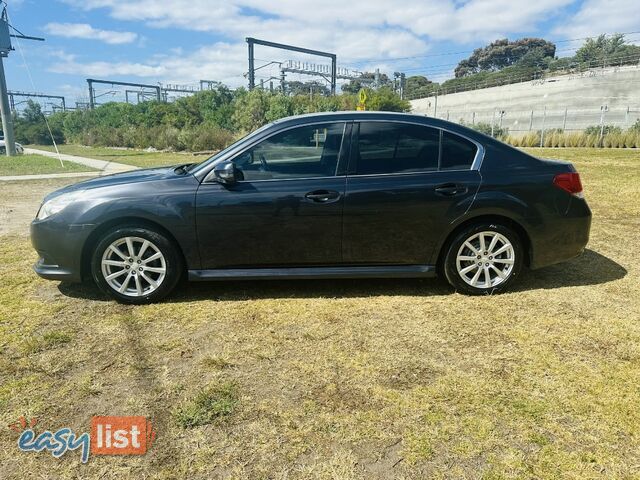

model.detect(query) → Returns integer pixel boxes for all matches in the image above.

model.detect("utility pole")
[0,53,14,155]
[599,105,608,147]
[0,5,44,156]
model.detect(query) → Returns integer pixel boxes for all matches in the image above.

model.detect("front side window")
[356,122,440,175]
[233,122,344,181]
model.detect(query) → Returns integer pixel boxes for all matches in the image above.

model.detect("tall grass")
[502,130,640,148]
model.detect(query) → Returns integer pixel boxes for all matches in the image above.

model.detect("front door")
[196,122,348,269]
[342,122,481,265]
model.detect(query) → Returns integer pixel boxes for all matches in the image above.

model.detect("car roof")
[271,111,480,136]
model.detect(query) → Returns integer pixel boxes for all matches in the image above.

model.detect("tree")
[13,101,65,145]
[454,38,556,77]
[341,72,391,93]
[404,75,434,99]
[574,34,640,66]
[21,100,44,123]
[366,87,411,112]
[286,80,330,97]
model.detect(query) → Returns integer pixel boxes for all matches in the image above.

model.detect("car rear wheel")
[91,226,182,304]
[443,223,523,295]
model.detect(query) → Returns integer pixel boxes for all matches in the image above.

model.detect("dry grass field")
[0,148,638,479]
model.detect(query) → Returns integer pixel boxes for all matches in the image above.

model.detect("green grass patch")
[0,154,97,176]
[21,330,73,354]
[29,144,210,169]
[174,382,239,428]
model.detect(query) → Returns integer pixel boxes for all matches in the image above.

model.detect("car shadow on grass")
[514,248,626,291]
[58,249,626,302]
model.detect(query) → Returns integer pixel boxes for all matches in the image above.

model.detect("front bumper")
[30,219,95,283]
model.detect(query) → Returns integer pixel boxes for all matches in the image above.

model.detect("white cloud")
[554,0,640,39]
[53,0,576,86]
[49,42,248,86]
[62,0,569,50]
[44,22,138,44]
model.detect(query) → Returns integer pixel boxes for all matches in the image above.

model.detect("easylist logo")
[11,415,156,463]
[91,416,154,456]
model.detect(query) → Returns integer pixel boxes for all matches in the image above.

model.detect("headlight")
[36,190,86,220]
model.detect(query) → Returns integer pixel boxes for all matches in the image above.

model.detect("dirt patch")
[0,178,92,236]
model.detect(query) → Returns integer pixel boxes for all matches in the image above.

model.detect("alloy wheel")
[100,236,166,297]
[455,231,515,289]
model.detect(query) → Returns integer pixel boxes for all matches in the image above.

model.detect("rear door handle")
[305,190,341,203]
[435,183,467,196]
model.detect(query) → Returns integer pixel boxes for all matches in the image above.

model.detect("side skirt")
[188,265,437,281]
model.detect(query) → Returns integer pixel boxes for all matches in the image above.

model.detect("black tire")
[443,222,523,295]
[91,226,183,304]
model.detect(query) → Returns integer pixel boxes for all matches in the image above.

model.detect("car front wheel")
[91,226,182,304]
[443,223,523,295]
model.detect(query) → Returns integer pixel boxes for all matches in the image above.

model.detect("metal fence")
[430,106,640,135]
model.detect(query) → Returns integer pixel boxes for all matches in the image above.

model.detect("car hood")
[44,166,181,201]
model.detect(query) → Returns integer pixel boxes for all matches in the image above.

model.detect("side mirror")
[212,161,238,185]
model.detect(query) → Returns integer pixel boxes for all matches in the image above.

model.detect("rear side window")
[356,122,440,175]
[440,131,477,170]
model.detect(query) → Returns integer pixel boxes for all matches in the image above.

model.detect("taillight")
[553,172,583,197]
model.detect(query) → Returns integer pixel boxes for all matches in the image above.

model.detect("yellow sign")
[357,89,367,111]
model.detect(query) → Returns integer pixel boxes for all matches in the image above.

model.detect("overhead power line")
[352,30,640,65]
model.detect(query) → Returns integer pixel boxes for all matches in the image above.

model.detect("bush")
[584,125,621,136]
[465,121,507,138]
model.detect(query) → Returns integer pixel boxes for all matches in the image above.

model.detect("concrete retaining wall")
[410,65,640,134]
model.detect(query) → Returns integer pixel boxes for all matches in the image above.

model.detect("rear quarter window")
[440,131,477,170]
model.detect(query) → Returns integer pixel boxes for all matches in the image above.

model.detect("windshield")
[186,123,274,173]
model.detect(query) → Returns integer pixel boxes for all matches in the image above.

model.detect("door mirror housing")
[212,161,238,185]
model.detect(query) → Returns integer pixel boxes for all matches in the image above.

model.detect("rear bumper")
[30,219,94,283]
[529,196,592,269]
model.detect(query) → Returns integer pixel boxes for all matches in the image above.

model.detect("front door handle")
[305,190,341,203]
[435,183,467,196]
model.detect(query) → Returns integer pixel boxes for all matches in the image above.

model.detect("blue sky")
[4,0,640,107]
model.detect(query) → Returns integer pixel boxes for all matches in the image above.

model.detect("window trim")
[203,121,348,184]
[348,120,485,178]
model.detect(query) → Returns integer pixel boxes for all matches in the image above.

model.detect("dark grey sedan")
[31,112,591,303]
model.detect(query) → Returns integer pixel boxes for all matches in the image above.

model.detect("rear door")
[342,121,482,265]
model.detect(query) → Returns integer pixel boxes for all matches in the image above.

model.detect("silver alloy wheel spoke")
[143,266,166,274]
[101,236,166,297]
[460,263,478,275]
[487,234,499,254]
[103,259,126,267]
[138,240,150,258]
[109,245,127,260]
[125,237,135,257]
[455,231,515,289]
[470,267,483,286]
[493,258,514,265]
[140,271,158,288]
[119,274,132,293]
[464,241,479,255]
[106,269,127,281]
[142,252,162,264]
